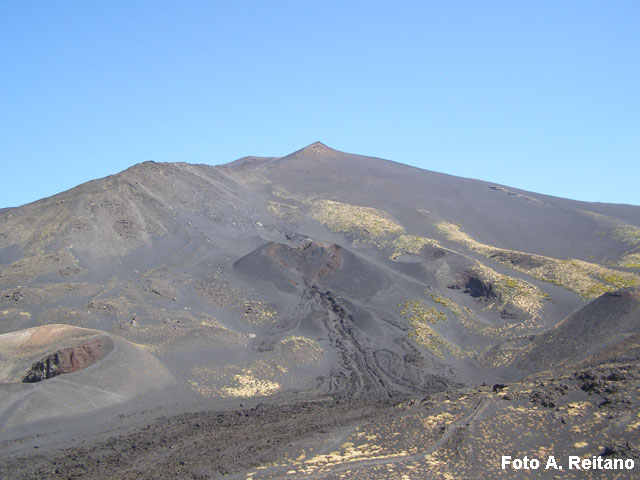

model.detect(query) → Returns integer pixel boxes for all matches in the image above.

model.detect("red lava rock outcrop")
[22,337,114,383]
[265,241,344,282]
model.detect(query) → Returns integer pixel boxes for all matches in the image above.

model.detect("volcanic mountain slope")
[517,287,640,371]
[2,291,639,480]
[0,142,639,478]
[221,142,640,261]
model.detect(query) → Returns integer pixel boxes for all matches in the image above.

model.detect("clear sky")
[1,1,639,208]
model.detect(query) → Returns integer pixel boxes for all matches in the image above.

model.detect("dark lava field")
[1,142,639,479]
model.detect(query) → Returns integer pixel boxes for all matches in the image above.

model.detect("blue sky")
[1,1,639,207]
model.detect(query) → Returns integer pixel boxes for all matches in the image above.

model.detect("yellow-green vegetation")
[399,299,447,324]
[469,264,546,318]
[479,345,525,368]
[400,296,493,356]
[0,202,77,254]
[618,252,640,268]
[435,221,638,298]
[385,234,442,258]
[116,316,230,354]
[627,412,640,432]
[188,359,286,398]
[272,188,418,249]
[583,210,640,246]
[0,308,35,335]
[242,388,466,478]
[220,370,281,397]
[0,283,100,307]
[310,200,405,242]
[240,365,639,480]
[434,222,492,254]
[285,439,407,476]
[277,336,324,365]
[0,308,31,318]
[613,226,640,246]
[428,290,502,339]
[399,299,460,358]
[236,300,277,325]
[266,200,300,222]
[190,367,281,398]
[0,249,81,286]
[194,275,244,308]
[429,271,549,341]
[249,420,417,477]
[428,291,470,322]
[271,185,317,204]
[466,313,544,341]
[195,275,278,324]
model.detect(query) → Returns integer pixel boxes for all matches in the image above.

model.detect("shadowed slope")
[234,240,390,298]
[518,287,640,370]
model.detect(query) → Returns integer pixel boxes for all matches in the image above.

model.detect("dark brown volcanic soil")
[1,142,639,478]
[234,240,392,299]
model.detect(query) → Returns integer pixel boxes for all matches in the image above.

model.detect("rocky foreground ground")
[1,358,638,480]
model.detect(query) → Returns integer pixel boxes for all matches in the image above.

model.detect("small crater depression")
[22,337,114,383]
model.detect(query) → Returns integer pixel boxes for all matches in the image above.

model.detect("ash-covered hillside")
[1,142,639,479]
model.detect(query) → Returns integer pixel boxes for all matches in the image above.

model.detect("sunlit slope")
[222,141,640,263]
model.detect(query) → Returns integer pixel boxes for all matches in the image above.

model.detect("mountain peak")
[287,141,340,158]
[305,141,330,150]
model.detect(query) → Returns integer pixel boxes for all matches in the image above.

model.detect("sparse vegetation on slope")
[385,234,442,258]
[398,298,475,359]
[448,261,547,321]
[619,252,640,268]
[271,185,409,245]
[429,291,472,322]
[189,358,286,398]
[439,265,552,341]
[399,299,448,357]
[277,336,324,365]
[310,199,405,242]
[236,300,277,326]
[613,226,640,246]
[582,210,640,246]
[271,185,317,204]
[266,201,300,222]
[468,264,547,318]
[0,249,81,286]
[116,320,231,355]
[436,221,638,298]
